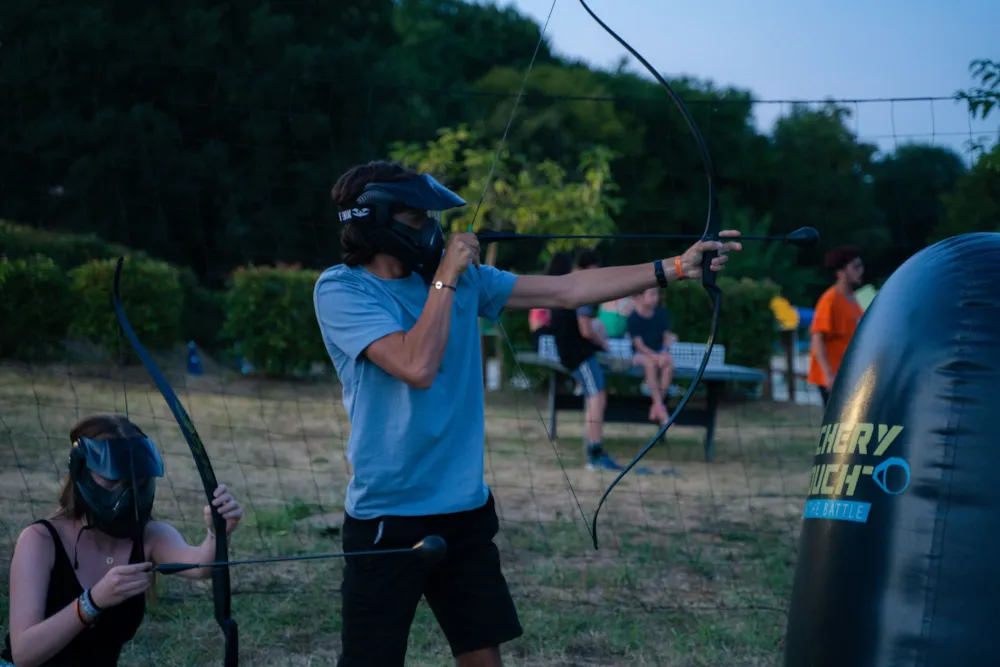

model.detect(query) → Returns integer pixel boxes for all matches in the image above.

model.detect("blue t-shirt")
[313,264,517,520]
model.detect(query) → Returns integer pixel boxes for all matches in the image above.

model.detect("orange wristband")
[674,256,685,280]
[75,598,92,627]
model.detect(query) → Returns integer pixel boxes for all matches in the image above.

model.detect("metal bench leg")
[547,370,558,439]
[704,383,720,462]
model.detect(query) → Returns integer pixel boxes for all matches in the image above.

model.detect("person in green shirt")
[597,297,634,338]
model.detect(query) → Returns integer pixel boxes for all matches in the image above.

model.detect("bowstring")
[571,0,727,546]
[468,0,727,549]
[590,293,722,548]
[467,0,560,228]
[465,0,597,543]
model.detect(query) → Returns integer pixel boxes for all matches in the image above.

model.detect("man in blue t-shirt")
[313,160,743,667]
[626,287,677,425]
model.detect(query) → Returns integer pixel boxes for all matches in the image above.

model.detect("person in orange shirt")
[808,246,865,405]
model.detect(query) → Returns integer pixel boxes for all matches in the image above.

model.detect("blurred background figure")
[807,246,865,405]
[626,287,676,426]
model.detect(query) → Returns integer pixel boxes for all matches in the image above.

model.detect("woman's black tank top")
[1,519,146,666]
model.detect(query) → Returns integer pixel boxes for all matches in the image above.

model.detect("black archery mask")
[69,435,165,539]
[338,173,466,283]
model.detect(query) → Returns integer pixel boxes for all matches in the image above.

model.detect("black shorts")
[336,492,522,666]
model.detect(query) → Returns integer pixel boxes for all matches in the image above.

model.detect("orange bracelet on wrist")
[674,256,685,280]
[74,598,93,627]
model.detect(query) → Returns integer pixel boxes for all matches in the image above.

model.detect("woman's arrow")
[154,535,448,574]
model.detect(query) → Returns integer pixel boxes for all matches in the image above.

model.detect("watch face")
[434,281,443,289]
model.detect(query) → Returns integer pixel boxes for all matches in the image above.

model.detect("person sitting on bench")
[626,287,677,426]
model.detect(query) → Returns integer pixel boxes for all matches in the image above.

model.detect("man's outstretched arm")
[506,260,677,311]
[505,234,741,311]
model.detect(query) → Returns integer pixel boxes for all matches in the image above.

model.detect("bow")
[573,0,722,549]
[470,0,721,550]
[469,0,815,550]
[113,257,239,667]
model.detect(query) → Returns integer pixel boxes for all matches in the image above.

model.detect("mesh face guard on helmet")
[338,173,467,282]
[70,435,165,539]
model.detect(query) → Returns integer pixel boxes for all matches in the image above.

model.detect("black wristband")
[653,259,669,288]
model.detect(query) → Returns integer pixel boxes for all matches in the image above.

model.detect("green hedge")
[663,276,781,370]
[69,257,184,361]
[2,223,785,383]
[0,255,74,361]
[1,220,223,349]
[0,220,145,267]
[220,265,328,377]
[177,269,226,351]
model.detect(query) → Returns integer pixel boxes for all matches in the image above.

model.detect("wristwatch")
[652,259,669,288]
[433,280,456,291]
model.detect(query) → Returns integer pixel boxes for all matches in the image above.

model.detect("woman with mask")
[1,414,244,667]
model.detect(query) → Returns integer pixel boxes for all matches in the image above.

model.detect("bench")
[514,335,765,461]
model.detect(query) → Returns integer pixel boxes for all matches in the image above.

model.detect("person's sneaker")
[586,451,625,471]
[586,450,656,475]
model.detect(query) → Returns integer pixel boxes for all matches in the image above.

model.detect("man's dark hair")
[575,248,601,270]
[331,160,419,266]
[824,246,862,273]
[546,251,574,276]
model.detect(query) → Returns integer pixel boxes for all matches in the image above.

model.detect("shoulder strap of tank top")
[31,519,73,570]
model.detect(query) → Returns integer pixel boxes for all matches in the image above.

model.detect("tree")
[930,144,1000,242]
[932,59,1000,242]
[472,64,636,168]
[389,126,621,271]
[955,58,1000,170]
[765,102,886,291]
[393,0,559,90]
[0,0,406,283]
[720,209,820,304]
[594,69,769,242]
[870,144,966,275]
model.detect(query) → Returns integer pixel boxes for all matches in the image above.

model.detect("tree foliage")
[956,59,1000,124]
[390,126,621,265]
[938,59,1000,244]
[0,1,993,304]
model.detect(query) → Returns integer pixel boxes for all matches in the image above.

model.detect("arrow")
[475,226,819,248]
[154,535,448,574]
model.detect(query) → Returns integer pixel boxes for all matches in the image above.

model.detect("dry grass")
[0,357,822,666]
